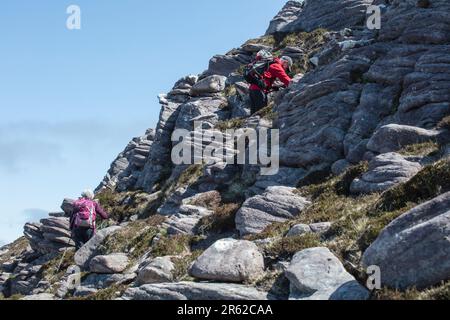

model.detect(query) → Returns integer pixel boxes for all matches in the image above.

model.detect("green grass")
[437,115,450,130]
[96,189,160,222]
[215,118,245,131]
[197,203,240,235]
[171,250,203,281]
[151,234,200,258]
[376,158,450,212]
[0,237,29,266]
[264,233,322,260]
[398,141,440,157]
[98,215,165,260]
[373,280,450,300]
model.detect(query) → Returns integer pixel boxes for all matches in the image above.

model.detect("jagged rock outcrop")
[265,0,305,35]
[286,247,370,300]
[350,153,422,194]
[97,129,155,192]
[189,238,264,283]
[24,217,74,255]
[236,187,311,236]
[362,192,450,290]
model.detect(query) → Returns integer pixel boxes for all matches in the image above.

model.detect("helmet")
[256,49,273,61]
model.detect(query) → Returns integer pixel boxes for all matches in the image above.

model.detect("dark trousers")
[249,89,268,114]
[72,227,94,250]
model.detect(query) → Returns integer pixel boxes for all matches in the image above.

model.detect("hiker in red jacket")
[70,189,109,250]
[248,55,293,114]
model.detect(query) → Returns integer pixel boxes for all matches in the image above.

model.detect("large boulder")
[362,192,450,290]
[190,75,227,96]
[236,186,311,236]
[89,253,129,274]
[367,124,440,154]
[350,153,422,194]
[74,226,122,269]
[137,257,175,285]
[189,238,264,283]
[121,282,270,300]
[286,247,369,300]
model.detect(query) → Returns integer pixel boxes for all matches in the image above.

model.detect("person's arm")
[95,202,109,220]
[271,64,292,87]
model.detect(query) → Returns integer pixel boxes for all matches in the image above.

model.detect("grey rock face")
[189,238,264,283]
[236,186,311,236]
[265,0,305,35]
[286,247,369,300]
[282,0,373,33]
[367,124,440,154]
[362,192,450,290]
[121,282,270,300]
[137,257,175,285]
[89,253,129,274]
[351,153,422,194]
[190,75,227,96]
[74,226,122,269]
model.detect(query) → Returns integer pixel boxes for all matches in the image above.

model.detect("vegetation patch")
[215,118,245,131]
[197,203,240,235]
[437,115,450,130]
[265,233,321,260]
[171,250,203,281]
[96,189,160,222]
[0,237,29,266]
[398,141,440,157]
[40,249,76,286]
[98,216,165,260]
[372,280,450,300]
[376,158,450,212]
[152,234,199,258]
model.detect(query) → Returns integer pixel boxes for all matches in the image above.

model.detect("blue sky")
[0,0,286,244]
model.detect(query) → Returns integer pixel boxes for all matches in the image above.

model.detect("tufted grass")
[376,158,450,212]
[197,203,240,235]
[98,216,165,260]
[398,141,440,157]
[96,189,160,222]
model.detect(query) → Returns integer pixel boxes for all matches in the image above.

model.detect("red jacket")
[249,58,292,92]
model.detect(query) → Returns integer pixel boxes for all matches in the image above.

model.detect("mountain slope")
[1,0,450,300]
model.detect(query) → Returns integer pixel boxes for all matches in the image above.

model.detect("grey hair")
[81,189,95,200]
[280,56,293,68]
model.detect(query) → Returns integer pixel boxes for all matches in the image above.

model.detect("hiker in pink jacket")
[70,189,109,250]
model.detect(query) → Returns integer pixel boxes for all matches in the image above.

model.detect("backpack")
[73,199,96,229]
[244,57,275,90]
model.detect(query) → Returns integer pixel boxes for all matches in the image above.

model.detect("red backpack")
[73,199,96,229]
